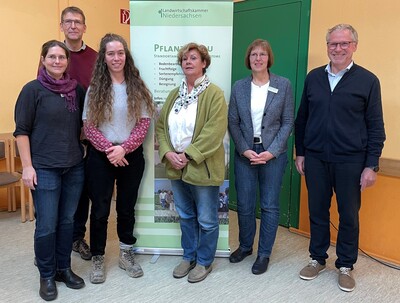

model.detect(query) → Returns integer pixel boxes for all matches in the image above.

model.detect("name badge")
[268,86,278,94]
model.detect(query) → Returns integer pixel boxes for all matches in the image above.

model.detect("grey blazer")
[228,74,294,157]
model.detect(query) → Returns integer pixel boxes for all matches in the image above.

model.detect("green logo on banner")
[131,1,232,26]
[158,8,208,19]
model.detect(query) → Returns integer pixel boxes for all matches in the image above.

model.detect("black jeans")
[86,145,145,256]
[304,156,363,269]
[73,164,90,242]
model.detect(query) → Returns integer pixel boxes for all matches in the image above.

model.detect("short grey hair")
[326,24,358,43]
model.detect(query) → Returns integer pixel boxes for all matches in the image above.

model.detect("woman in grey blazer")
[228,39,294,274]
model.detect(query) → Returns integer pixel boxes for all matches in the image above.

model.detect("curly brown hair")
[86,33,154,126]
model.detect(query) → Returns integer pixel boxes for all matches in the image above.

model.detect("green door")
[229,0,311,228]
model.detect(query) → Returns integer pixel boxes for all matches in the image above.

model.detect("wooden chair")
[10,138,34,222]
[0,139,24,216]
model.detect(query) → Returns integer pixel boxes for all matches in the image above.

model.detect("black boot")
[229,248,253,263]
[55,268,85,289]
[39,277,57,301]
[251,256,270,275]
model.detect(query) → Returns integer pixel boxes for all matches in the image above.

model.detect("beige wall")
[0,0,130,133]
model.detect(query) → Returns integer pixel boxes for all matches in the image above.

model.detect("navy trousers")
[304,156,363,269]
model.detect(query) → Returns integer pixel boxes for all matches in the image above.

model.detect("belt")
[253,137,262,144]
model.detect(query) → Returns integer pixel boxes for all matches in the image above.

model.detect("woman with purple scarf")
[14,40,86,301]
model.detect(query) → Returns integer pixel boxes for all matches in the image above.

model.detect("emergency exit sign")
[120,9,130,24]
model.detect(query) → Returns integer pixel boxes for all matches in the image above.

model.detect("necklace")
[252,73,269,87]
[252,79,269,87]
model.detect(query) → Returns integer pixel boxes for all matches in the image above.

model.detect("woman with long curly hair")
[83,33,154,284]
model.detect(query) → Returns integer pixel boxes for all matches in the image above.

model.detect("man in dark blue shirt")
[295,24,385,292]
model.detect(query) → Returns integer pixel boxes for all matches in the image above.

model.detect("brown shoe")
[72,239,92,260]
[187,264,212,283]
[338,267,355,292]
[299,259,326,280]
[173,260,196,278]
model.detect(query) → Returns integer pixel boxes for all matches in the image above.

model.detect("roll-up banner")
[130,0,233,257]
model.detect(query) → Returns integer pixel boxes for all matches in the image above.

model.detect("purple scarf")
[37,67,78,112]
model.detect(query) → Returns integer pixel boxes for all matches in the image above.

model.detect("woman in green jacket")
[156,42,227,283]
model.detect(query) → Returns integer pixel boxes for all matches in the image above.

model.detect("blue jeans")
[234,145,288,257]
[32,161,84,278]
[171,180,219,267]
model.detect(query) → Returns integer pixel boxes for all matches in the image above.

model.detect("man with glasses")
[294,24,385,292]
[60,6,97,91]
[61,6,97,260]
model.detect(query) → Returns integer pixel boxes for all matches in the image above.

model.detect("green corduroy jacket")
[156,83,228,186]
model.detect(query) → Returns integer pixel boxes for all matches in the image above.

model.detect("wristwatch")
[184,153,193,161]
[368,166,379,172]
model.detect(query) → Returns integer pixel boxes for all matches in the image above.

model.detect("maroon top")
[67,45,97,91]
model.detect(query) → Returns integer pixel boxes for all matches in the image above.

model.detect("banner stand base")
[150,254,161,264]
[134,247,230,258]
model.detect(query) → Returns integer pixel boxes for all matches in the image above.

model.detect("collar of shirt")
[64,41,87,52]
[325,61,354,76]
[325,61,353,91]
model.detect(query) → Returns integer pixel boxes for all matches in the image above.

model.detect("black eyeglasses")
[46,55,67,62]
[62,19,84,27]
[326,41,355,50]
